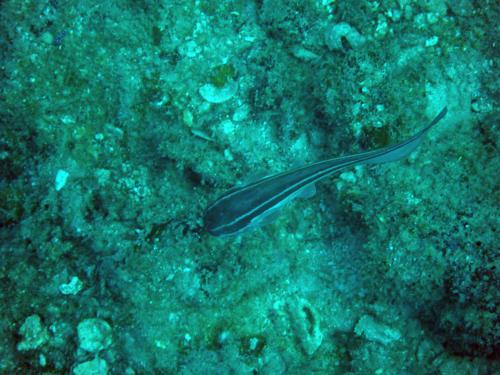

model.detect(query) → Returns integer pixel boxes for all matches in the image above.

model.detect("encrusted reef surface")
[0,0,498,373]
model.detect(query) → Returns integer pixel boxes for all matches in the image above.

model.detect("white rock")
[471,97,493,113]
[425,36,439,47]
[340,171,356,183]
[232,104,250,122]
[199,81,238,103]
[224,149,234,161]
[220,119,235,136]
[17,315,49,351]
[55,169,69,191]
[59,276,83,295]
[375,15,389,38]
[325,23,366,50]
[73,357,108,375]
[77,318,112,353]
[290,45,319,60]
[178,40,201,58]
[287,298,323,355]
[354,315,401,345]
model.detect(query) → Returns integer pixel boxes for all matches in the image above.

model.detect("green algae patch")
[210,63,237,88]
[360,124,393,149]
[0,185,25,226]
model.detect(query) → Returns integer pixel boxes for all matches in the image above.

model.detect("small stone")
[61,115,76,125]
[73,357,108,375]
[290,45,319,61]
[55,169,69,191]
[427,12,439,24]
[178,40,201,58]
[249,337,259,351]
[190,129,213,141]
[220,119,235,136]
[287,298,323,355]
[325,23,366,51]
[387,9,402,21]
[232,104,250,122]
[224,149,234,161]
[414,13,427,29]
[425,36,439,47]
[95,169,111,185]
[182,109,194,127]
[77,318,112,353]
[340,171,356,183]
[375,15,389,38]
[199,81,238,104]
[354,315,401,345]
[59,276,84,295]
[17,315,49,351]
[471,97,493,113]
[41,31,54,45]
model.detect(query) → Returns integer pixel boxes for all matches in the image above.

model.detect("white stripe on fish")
[204,107,448,236]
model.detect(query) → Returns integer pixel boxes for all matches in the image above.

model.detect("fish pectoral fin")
[259,208,283,225]
[248,206,284,229]
[296,183,316,199]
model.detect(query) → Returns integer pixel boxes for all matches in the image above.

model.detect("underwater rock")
[17,314,49,351]
[471,96,493,113]
[59,276,83,295]
[290,45,319,61]
[73,357,108,375]
[77,318,112,353]
[287,298,323,356]
[232,104,250,122]
[325,22,366,51]
[447,0,474,17]
[55,169,69,191]
[354,315,401,345]
[199,81,238,103]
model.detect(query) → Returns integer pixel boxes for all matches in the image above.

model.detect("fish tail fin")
[364,106,448,165]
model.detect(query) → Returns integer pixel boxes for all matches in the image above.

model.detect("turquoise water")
[0,1,498,373]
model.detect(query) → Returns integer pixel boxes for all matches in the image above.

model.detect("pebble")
[41,31,54,45]
[55,169,69,191]
[17,315,49,351]
[425,36,439,47]
[325,23,366,51]
[73,357,108,375]
[471,97,493,113]
[354,315,401,345]
[59,276,83,295]
[287,298,323,355]
[199,81,238,104]
[232,104,250,122]
[290,45,319,60]
[77,318,112,353]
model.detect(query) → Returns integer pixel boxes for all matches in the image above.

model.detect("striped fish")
[204,107,448,236]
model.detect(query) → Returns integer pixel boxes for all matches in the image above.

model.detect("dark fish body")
[204,107,448,236]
